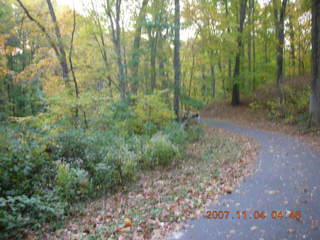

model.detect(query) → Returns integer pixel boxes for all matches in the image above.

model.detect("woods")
[0,0,317,238]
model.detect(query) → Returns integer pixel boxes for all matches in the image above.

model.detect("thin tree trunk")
[149,29,159,91]
[188,48,196,97]
[69,7,88,128]
[252,0,256,90]
[289,15,296,76]
[310,0,320,125]
[105,0,126,99]
[174,0,181,120]
[224,0,232,93]
[210,63,216,98]
[231,0,247,106]
[69,8,79,119]
[89,0,116,97]
[248,0,253,89]
[298,32,303,75]
[273,0,288,88]
[46,0,69,84]
[130,0,149,94]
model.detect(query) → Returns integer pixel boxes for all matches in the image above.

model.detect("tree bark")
[210,63,216,98]
[149,29,159,91]
[174,0,181,120]
[224,0,232,93]
[273,0,288,88]
[130,0,149,94]
[105,0,126,99]
[248,0,253,89]
[289,15,296,75]
[231,0,247,106]
[89,0,118,97]
[252,0,256,90]
[310,0,320,125]
[46,0,69,84]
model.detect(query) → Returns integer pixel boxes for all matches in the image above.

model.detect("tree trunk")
[210,63,216,98]
[224,0,232,93]
[105,0,127,99]
[252,0,256,90]
[149,29,159,91]
[273,0,288,88]
[174,0,181,120]
[248,0,253,89]
[289,15,296,76]
[130,0,149,94]
[231,0,247,106]
[69,8,79,120]
[310,0,320,125]
[46,0,69,84]
[188,48,196,97]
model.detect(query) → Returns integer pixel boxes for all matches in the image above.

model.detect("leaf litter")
[38,126,258,240]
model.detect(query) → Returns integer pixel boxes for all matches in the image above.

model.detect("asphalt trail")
[168,118,320,240]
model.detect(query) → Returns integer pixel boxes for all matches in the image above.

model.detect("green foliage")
[133,91,175,133]
[181,95,204,111]
[93,142,138,190]
[249,101,263,112]
[186,124,204,142]
[144,133,180,168]
[0,194,65,239]
[0,124,53,197]
[163,121,188,146]
[51,128,88,163]
[249,86,311,125]
[56,163,91,201]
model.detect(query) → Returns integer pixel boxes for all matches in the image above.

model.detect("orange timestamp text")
[205,210,301,220]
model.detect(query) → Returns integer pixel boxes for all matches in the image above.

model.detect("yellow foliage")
[133,90,175,127]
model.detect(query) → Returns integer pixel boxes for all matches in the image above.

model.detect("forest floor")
[36,126,258,240]
[202,99,320,152]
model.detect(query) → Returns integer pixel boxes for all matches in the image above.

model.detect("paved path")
[168,118,320,240]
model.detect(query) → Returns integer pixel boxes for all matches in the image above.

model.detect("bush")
[186,124,203,142]
[144,134,180,168]
[56,163,91,201]
[249,101,263,112]
[0,194,65,239]
[163,121,188,147]
[133,91,175,133]
[93,143,138,190]
[0,125,54,197]
[50,128,88,165]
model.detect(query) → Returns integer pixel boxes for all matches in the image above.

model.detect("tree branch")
[15,0,60,57]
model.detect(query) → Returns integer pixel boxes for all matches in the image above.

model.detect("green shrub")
[0,194,65,239]
[93,143,138,190]
[133,91,175,133]
[50,128,88,164]
[0,125,54,197]
[186,124,203,142]
[144,134,180,168]
[163,121,188,147]
[56,163,91,201]
[249,101,263,112]
[180,95,204,111]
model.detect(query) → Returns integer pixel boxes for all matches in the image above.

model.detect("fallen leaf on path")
[250,225,258,231]
[288,229,296,234]
[124,218,132,227]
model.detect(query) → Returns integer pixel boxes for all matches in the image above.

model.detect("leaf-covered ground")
[36,126,257,240]
[202,101,320,151]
